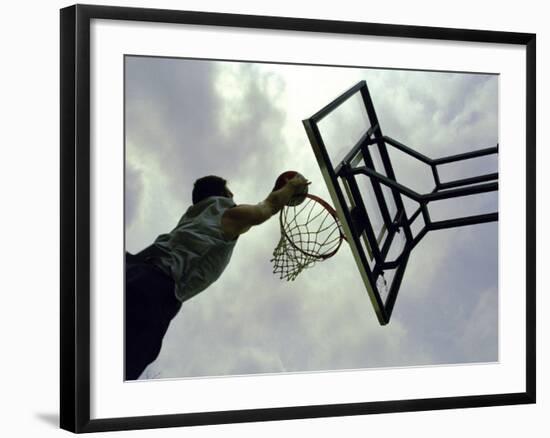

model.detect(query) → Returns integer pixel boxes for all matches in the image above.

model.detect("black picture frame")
[60,4,536,433]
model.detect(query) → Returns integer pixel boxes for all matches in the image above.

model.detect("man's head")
[192,175,233,204]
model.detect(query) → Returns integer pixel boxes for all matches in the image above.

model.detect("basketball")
[273,171,308,206]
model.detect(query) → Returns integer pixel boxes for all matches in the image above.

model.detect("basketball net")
[271,194,345,281]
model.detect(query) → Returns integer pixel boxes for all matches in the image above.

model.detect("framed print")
[60,4,536,433]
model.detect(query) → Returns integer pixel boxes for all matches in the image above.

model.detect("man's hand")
[286,174,310,194]
[269,174,310,212]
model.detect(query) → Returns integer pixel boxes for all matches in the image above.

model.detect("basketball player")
[125,173,309,380]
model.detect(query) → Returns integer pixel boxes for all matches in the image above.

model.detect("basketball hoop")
[271,194,346,281]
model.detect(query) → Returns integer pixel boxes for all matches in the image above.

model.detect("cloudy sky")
[125,55,498,380]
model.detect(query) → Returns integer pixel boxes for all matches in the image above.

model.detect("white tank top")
[151,196,238,303]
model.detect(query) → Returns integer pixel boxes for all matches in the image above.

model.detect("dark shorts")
[125,256,181,380]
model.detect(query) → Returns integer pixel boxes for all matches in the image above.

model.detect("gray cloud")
[126,57,287,206]
[124,163,143,228]
[395,223,498,364]
[125,56,220,202]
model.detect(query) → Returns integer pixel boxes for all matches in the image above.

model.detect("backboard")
[303,81,411,325]
[303,80,498,325]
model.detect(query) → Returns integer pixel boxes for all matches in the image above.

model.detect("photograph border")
[60,4,536,433]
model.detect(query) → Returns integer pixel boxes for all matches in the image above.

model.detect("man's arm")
[221,175,308,239]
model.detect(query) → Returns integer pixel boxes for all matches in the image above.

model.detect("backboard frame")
[303,80,498,325]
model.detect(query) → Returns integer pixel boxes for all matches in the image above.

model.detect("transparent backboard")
[303,81,413,325]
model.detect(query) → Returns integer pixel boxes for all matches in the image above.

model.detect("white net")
[271,195,345,281]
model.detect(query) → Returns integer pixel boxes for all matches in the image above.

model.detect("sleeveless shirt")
[150,196,238,303]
